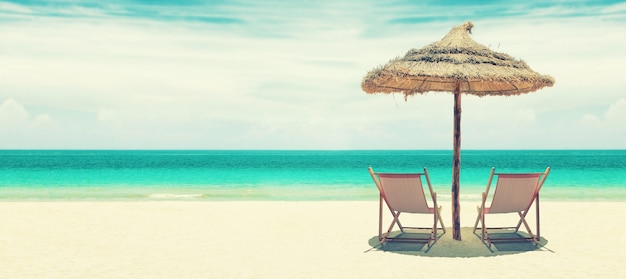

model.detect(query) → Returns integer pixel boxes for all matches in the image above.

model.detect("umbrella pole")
[452,81,462,241]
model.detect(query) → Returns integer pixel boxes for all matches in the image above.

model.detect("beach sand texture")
[1,201,625,278]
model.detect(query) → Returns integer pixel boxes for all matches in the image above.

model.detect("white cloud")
[605,98,626,123]
[0,99,29,125]
[33,114,53,126]
[602,2,626,14]
[0,1,625,149]
[0,2,32,14]
[580,113,601,126]
[97,108,118,123]
[581,98,626,128]
[0,99,57,147]
[574,98,626,148]
[514,108,537,124]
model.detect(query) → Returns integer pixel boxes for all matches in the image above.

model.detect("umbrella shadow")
[366,227,550,257]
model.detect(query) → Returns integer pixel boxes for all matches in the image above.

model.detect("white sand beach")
[1,201,625,278]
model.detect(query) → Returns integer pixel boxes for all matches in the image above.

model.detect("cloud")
[580,113,602,126]
[575,98,626,148]
[0,1,625,149]
[97,108,118,123]
[602,1,626,15]
[605,98,626,123]
[0,99,55,147]
[581,98,626,127]
[0,2,32,14]
[0,99,29,125]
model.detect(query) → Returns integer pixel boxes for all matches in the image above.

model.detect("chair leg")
[379,210,401,243]
[515,208,531,232]
[536,195,541,239]
[378,194,383,241]
[429,211,436,247]
[392,211,404,232]
[378,196,383,241]
[473,206,481,233]
[481,210,490,247]
[437,206,446,233]
[517,212,536,242]
[387,208,404,232]
[383,211,401,238]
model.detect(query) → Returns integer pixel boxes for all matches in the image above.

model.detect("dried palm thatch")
[361,22,555,97]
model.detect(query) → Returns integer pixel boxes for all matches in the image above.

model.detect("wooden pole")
[452,81,462,241]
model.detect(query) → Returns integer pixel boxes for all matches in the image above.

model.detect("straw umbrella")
[361,22,554,241]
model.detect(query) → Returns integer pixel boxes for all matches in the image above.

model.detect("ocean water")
[0,150,624,201]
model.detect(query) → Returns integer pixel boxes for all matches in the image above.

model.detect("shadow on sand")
[366,227,551,257]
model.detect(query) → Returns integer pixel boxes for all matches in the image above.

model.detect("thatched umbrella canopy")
[361,22,554,241]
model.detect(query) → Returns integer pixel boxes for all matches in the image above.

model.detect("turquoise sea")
[0,150,624,201]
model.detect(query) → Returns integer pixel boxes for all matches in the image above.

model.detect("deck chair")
[368,167,445,247]
[473,167,550,247]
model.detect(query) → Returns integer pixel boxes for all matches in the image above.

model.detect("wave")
[148,193,204,199]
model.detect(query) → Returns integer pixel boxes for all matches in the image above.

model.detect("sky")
[1,0,625,150]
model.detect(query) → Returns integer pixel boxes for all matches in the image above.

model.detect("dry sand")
[1,201,625,278]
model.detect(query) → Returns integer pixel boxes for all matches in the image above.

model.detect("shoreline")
[2,183,626,202]
[1,201,625,278]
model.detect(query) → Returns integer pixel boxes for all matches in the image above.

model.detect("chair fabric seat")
[473,167,551,247]
[369,167,446,247]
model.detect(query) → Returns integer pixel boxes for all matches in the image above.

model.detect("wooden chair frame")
[369,167,446,247]
[473,167,550,247]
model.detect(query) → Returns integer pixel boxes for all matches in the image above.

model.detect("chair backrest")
[377,173,431,214]
[488,173,542,213]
